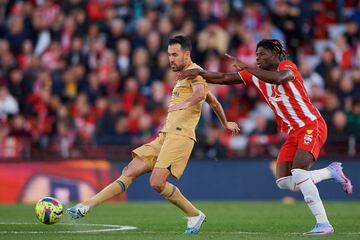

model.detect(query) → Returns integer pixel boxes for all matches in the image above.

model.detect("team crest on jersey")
[304,129,314,145]
[176,79,188,86]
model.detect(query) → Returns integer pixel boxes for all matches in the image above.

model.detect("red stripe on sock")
[295,177,310,186]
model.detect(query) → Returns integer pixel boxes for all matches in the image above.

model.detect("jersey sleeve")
[191,75,206,85]
[238,70,253,85]
[278,60,298,80]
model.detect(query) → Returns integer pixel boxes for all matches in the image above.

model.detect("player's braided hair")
[256,39,287,60]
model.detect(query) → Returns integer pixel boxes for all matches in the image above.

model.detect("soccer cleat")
[66,204,90,219]
[183,211,206,234]
[304,222,334,235]
[327,162,353,194]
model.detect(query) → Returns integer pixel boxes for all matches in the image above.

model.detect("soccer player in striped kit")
[180,39,353,235]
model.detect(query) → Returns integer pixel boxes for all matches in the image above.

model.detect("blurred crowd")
[0,0,359,159]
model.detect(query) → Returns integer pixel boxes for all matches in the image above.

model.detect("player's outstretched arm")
[179,69,242,85]
[206,91,240,134]
[225,54,294,85]
[168,83,206,112]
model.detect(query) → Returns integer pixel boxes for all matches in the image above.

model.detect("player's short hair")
[256,39,286,60]
[168,35,192,52]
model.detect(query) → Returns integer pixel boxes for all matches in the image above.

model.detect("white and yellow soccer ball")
[35,197,63,224]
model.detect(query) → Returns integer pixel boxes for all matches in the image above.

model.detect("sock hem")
[116,179,126,191]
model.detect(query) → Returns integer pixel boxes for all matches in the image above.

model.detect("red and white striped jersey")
[238,60,323,133]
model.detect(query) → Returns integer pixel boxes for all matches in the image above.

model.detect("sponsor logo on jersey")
[304,129,314,144]
[269,85,289,102]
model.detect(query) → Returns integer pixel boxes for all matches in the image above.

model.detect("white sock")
[77,203,91,215]
[292,168,329,224]
[310,168,332,184]
[276,167,333,192]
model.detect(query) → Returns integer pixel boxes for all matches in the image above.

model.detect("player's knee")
[276,176,298,192]
[291,168,309,183]
[149,178,165,193]
[122,166,138,179]
[122,158,148,179]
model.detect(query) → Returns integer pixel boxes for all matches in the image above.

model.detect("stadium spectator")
[321,90,341,125]
[327,110,352,150]
[315,48,338,88]
[0,84,19,120]
[300,60,325,93]
[337,76,355,111]
[8,114,31,141]
[66,36,88,67]
[195,123,228,159]
[115,38,131,78]
[270,0,301,59]
[343,18,360,48]
[8,68,27,111]
[4,15,30,55]
[197,19,229,56]
[347,99,360,138]
[248,113,278,158]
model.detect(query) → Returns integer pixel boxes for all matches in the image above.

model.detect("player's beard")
[170,57,186,72]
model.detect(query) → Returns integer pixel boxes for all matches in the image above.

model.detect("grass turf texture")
[0,201,359,240]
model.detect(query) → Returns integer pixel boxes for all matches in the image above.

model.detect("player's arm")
[242,67,292,85]
[179,69,242,85]
[168,83,205,112]
[226,54,294,85]
[206,91,240,134]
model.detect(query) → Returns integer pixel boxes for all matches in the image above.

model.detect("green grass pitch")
[0,201,359,240]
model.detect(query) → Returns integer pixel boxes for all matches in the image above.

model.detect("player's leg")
[152,133,205,234]
[275,138,331,191]
[276,120,352,193]
[307,119,352,193]
[67,134,164,219]
[149,167,206,234]
[275,134,299,191]
[291,150,334,235]
[83,156,150,208]
[276,160,333,192]
[67,157,151,219]
[276,161,298,191]
[150,167,200,217]
[276,161,352,193]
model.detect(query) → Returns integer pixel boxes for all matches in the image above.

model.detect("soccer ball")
[35,197,63,224]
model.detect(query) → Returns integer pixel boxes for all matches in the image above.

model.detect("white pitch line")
[0,222,136,234]
[138,230,360,235]
[0,223,358,235]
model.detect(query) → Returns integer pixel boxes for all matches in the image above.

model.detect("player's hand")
[225,121,240,134]
[178,68,200,80]
[225,53,247,71]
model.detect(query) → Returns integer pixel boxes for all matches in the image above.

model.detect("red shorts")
[276,118,327,164]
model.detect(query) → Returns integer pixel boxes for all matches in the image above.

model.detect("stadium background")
[0,0,359,204]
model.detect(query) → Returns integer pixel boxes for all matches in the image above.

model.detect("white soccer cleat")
[66,203,90,219]
[183,211,206,234]
[304,222,334,235]
[327,162,353,194]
